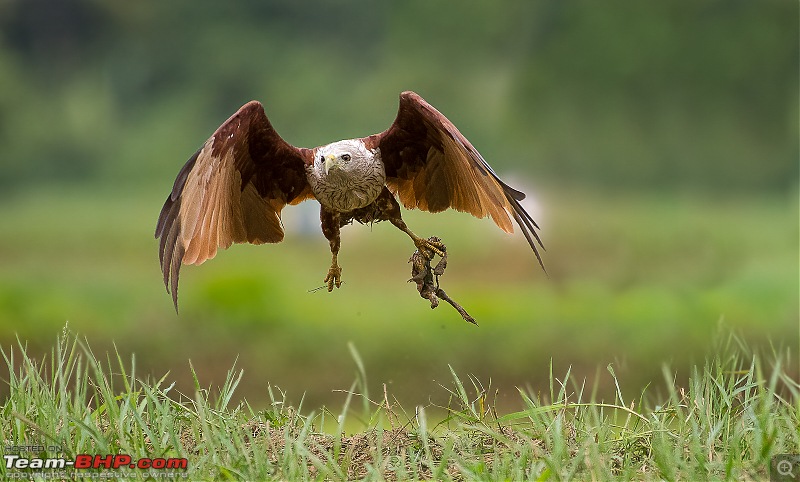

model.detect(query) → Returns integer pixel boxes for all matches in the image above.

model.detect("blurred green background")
[0,0,797,411]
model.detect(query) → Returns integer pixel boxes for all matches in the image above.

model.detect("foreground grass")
[2,328,797,481]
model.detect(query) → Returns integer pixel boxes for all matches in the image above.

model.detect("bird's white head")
[315,139,373,177]
[307,138,386,212]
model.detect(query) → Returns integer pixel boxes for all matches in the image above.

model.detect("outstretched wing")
[155,101,314,309]
[365,91,545,269]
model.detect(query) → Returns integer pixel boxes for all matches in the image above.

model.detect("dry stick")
[383,383,397,429]
[408,237,477,325]
[435,288,477,325]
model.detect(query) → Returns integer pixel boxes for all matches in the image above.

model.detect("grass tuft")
[1,326,797,480]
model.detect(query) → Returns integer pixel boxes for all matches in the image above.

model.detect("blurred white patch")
[501,172,547,230]
[281,200,321,238]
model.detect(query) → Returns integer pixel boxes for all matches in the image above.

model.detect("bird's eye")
[341,154,351,161]
[320,155,325,163]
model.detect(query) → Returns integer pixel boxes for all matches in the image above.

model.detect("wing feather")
[368,91,544,269]
[155,101,314,310]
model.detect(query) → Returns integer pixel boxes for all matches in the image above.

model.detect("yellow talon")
[324,265,342,291]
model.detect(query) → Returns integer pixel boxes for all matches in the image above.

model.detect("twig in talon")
[436,288,477,325]
[433,254,447,277]
[408,251,429,284]
[407,237,477,325]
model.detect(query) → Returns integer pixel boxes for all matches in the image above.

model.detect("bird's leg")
[325,253,342,292]
[320,208,343,291]
[375,189,474,324]
[372,188,446,258]
[379,189,445,258]
[390,218,446,260]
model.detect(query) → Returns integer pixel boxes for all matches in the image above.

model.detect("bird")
[155,91,544,310]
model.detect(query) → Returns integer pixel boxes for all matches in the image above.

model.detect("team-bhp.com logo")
[74,454,188,470]
[5,453,187,472]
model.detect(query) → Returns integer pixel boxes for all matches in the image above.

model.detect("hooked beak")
[324,154,338,175]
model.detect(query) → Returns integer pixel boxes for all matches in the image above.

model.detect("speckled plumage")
[306,139,386,213]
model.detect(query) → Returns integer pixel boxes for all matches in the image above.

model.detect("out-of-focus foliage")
[0,0,796,192]
[0,187,796,409]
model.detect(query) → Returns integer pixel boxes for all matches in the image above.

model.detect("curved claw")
[415,237,446,259]
[324,265,342,292]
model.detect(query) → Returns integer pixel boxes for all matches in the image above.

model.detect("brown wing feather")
[366,91,545,269]
[155,101,314,309]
